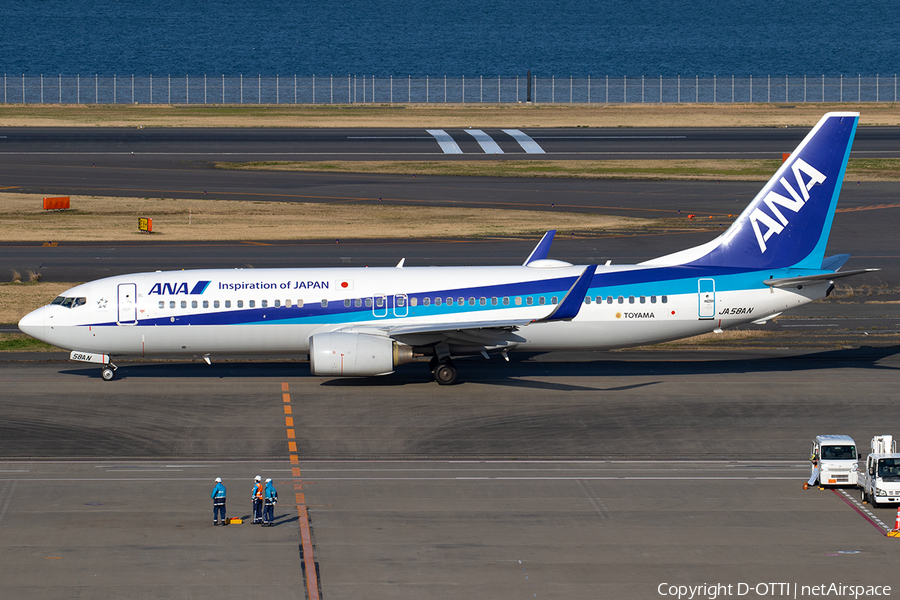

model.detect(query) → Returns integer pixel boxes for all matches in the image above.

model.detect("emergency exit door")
[698,278,715,319]
[117,283,137,324]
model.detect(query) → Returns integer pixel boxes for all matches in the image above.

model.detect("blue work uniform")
[252,481,264,523]
[211,482,227,524]
[263,481,278,526]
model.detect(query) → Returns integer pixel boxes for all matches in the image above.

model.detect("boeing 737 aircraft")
[19,112,876,384]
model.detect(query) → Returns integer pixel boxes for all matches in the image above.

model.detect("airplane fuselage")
[22,263,826,357]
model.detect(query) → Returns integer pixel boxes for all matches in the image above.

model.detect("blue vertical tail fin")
[644,112,859,269]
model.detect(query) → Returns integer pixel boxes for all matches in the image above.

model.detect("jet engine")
[309,332,413,376]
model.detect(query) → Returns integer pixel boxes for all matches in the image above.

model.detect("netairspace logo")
[657,582,891,599]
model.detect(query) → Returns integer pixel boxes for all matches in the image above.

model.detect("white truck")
[809,435,859,486]
[858,435,900,507]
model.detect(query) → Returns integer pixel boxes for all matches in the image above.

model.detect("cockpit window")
[53,296,87,308]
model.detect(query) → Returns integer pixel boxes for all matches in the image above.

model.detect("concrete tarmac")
[2,353,900,598]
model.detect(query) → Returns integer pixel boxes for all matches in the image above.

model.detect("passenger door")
[698,278,715,319]
[117,283,137,325]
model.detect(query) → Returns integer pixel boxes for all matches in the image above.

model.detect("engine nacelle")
[309,332,413,376]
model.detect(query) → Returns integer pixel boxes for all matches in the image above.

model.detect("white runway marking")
[426,129,463,154]
[502,129,545,153]
[465,129,504,154]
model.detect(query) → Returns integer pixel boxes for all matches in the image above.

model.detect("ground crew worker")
[211,477,227,525]
[263,478,278,526]
[251,475,264,524]
[805,448,820,489]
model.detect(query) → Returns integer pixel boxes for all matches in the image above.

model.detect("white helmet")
[254,475,261,481]
[215,477,221,483]
[265,478,272,483]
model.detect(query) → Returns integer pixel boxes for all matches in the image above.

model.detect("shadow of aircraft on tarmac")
[56,344,900,389]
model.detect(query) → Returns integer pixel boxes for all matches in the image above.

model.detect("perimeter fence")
[2,74,899,105]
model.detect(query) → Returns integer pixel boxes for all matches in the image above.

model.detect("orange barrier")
[42,196,70,210]
[138,217,153,233]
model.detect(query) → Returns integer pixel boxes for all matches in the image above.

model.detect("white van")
[810,435,859,486]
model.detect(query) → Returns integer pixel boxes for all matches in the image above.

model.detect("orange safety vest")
[254,482,264,500]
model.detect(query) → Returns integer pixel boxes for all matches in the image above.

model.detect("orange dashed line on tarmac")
[837,203,900,213]
[281,382,320,600]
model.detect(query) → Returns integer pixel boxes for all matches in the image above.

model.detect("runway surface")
[2,124,900,598]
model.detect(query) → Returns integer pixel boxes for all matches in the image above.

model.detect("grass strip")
[219,158,900,181]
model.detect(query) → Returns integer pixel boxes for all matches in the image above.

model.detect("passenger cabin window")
[503,297,509,306]
[411,297,417,307]
[261,300,268,308]
[274,300,280,307]
[321,299,328,307]
[249,300,255,308]
[423,297,431,307]
[538,297,546,305]
[551,296,558,304]
[297,299,304,308]
[191,300,198,309]
[159,301,165,309]
[237,300,243,308]
[170,301,176,309]
[526,297,534,306]
[435,297,442,306]
[203,300,209,308]
[344,299,351,307]
[365,298,373,308]
[661,295,668,303]
[181,300,187,308]
[225,300,231,308]
[214,300,220,308]
[515,297,522,306]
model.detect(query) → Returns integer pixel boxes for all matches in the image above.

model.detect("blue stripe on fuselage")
[82,265,824,328]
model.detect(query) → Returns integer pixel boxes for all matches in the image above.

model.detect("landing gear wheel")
[434,361,458,385]
[101,366,116,381]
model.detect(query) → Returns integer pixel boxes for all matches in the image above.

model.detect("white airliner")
[19,112,876,384]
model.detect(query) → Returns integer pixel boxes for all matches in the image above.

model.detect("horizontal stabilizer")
[821,254,851,271]
[764,268,880,288]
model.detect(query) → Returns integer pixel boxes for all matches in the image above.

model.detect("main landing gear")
[100,362,118,381]
[430,356,458,386]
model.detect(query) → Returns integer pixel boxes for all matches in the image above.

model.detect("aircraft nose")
[18,306,46,340]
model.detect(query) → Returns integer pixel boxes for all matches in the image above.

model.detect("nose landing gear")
[100,363,118,381]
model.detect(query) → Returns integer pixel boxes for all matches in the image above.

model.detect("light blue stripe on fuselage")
[82,265,820,329]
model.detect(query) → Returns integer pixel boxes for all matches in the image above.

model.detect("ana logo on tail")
[749,158,827,253]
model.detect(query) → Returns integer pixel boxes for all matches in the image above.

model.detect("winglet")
[523,230,557,266]
[536,265,596,322]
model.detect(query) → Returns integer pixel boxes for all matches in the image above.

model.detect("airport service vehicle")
[18,112,877,384]
[810,435,858,486]
[858,435,900,507]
